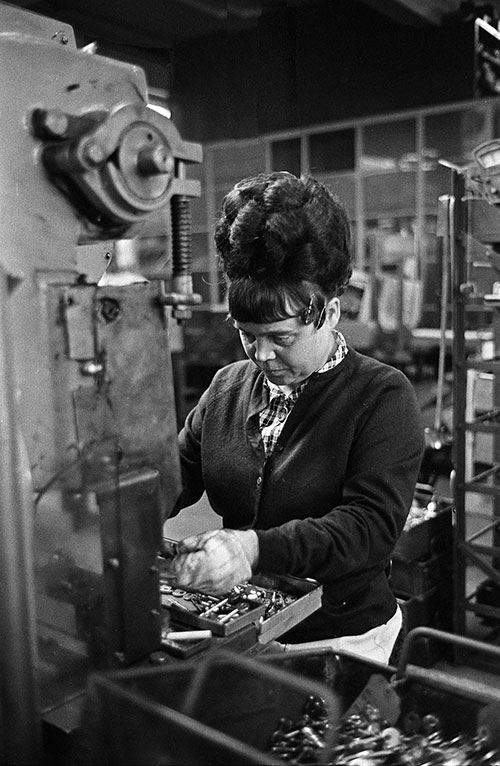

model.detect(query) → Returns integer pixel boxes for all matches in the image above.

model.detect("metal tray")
[161,573,322,641]
[161,588,267,636]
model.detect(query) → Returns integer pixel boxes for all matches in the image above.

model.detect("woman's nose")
[254,338,276,362]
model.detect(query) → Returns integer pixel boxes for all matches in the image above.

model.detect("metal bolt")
[301,726,326,749]
[107,557,120,570]
[459,282,474,295]
[137,144,174,176]
[41,109,68,138]
[82,140,106,166]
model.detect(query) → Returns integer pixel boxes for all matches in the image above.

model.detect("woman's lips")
[263,368,287,375]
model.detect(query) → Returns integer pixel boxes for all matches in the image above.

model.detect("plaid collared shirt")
[259,330,348,456]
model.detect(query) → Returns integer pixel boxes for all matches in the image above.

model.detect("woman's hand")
[168,529,259,594]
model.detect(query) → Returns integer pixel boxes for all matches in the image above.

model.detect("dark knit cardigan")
[173,347,425,641]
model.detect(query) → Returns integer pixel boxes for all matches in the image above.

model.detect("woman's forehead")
[233,315,302,334]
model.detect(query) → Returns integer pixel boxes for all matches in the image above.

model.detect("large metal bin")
[263,627,500,754]
[75,650,340,765]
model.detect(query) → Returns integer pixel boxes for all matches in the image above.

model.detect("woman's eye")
[275,336,294,346]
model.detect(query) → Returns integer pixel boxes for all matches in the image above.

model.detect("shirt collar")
[317,329,348,373]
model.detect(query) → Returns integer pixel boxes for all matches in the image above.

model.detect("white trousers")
[280,605,403,665]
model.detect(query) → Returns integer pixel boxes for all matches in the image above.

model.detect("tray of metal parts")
[160,574,322,639]
[160,583,268,636]
[250,573,323,644]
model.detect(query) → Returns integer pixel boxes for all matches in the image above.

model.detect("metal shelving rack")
[451,165,500,638]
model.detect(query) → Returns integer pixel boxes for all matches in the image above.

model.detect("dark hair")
[214,171,352,323]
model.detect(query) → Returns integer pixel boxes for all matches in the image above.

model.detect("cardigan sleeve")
[255,369,425,587]
[168,387,208,516]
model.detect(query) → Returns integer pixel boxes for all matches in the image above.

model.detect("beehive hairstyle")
[214,171,352,324]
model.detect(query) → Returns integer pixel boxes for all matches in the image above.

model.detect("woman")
[165,171,424,664]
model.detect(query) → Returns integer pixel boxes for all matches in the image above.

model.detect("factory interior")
[4,0,500,763]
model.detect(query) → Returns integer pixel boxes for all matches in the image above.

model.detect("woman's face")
[234,299,340,389]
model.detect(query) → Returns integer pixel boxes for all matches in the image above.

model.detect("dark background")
[7,0,478,142]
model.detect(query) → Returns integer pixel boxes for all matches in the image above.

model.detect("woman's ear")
[325,297,340,329]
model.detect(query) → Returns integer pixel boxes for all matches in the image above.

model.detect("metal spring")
[171,195,192,277]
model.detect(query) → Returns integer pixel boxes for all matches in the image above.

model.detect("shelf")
[462,482,500,495]
[465,359,500,372]
[452,168,500,636]
[464,421,500,433]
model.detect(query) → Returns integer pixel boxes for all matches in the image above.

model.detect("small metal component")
[201,597,229,617]
[164,630,212,641]
[82,140,106,166]
[36,108,69,138]
[137,144,174,176]
[459,282,475,295]
[161,597,190,612]
[156,291,202,307]
[218,608,239,624]
[107,557,120,570]
[301,726,326,749]
[80,360,104,376]
[381,727,401,747]
[421,714,441,735]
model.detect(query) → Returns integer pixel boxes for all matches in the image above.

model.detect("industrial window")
[309,129,355,173]
[271,138,301,175]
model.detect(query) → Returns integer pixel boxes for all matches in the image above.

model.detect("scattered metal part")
[268,700,500,766]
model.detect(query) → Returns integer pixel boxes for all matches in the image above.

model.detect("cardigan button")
[256,476,262,486]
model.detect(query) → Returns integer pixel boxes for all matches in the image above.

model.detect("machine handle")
[395,627,500,702]
[397,626,500,679]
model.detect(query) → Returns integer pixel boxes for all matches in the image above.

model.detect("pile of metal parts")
[160,581,298,626]
[267,700,500,765]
